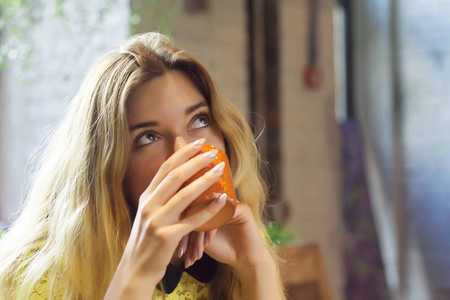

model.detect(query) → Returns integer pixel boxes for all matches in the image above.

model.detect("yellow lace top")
[27,252,216,299]
[28,271,209,299]
[154,272,210,299]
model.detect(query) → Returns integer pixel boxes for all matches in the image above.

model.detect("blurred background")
[1,0,449,299]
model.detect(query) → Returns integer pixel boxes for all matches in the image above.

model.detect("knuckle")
[207,202,220,213]
[176,179,192,193]
[138,193,146,203]
[198,205,218,221]
[152,227,171,245]
[159,160,171,174]
[181,188,198,202]
[140,207,151,220]
[180,189,196,202]
[145,218,159,235]
[139,203,152,219]
[241,203,252,213]
[189,214,202,225]
[145,219,179,247]
[152,227,165,240]
[138,192,149,205]
[166,169,181,183]
[138,194,156,218]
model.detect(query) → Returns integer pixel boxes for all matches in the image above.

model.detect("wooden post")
[247,0,285,221]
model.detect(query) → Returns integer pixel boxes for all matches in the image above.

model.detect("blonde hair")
[0,32,283,299]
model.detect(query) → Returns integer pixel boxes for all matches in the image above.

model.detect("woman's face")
[124,70,225,207]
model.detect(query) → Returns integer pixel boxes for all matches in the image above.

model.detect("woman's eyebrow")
[130,102,207,132]
[185,101,208,116]
[130,120,158,132]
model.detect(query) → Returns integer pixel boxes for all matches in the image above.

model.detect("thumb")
[174,136,188,152]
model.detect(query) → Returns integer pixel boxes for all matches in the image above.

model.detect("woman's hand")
[105,138,227,299]
[204,202,284,300]
[168,138,283,299]
[176,229,215,268]
[173,137,217,269]
[204,202,270,272]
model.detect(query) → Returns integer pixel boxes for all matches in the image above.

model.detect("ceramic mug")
[181,144,237,231]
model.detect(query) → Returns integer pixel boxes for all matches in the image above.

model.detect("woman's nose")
[174,136,188,152]
[171,135,200,154]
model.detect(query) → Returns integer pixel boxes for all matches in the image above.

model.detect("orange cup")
[181,144,237,231]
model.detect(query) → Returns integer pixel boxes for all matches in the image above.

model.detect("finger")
[227,201,254,226]
[147,150,221,210]
[159,161,225,217]
[170,193,227,240]
[204,229,217,249]
[177,234,189,258]
[144,138,206,195]
[185,231,205,269]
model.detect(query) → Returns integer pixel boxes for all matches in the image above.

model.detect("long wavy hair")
[0,32,282,299]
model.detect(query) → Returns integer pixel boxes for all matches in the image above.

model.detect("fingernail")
[185,257,192,269]
[211,161,225,174]
[194,248,199,261]
[215,193,227,206]
[192,138,206,146]
[203,149,218,159]
[178,244,184,258]
[204,236,209,248]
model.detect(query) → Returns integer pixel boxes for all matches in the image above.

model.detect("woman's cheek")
[124,155,162,205]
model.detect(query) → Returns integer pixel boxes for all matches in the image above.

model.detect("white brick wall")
[138,2,344,298]
[280,0,344,299]
[136,0,248,118]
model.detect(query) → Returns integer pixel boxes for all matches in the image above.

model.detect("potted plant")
[267,222,331,300]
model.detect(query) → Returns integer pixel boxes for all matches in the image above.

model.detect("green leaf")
[266,222,299,246]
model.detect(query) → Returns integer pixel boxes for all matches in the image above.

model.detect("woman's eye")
[191,114,210,130]
[136,132,159,147]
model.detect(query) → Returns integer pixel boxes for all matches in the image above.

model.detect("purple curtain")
[341,120,390,300]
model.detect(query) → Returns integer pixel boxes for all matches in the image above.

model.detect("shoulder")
[19,241,64,300]
[28,273,63,300]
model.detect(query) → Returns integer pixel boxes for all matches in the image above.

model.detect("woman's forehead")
[126,71,208,125]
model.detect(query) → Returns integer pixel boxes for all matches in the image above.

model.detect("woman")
[0,32,285,299]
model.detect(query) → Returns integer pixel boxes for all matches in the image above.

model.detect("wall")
[137,0,344,298]
[280,0,344,299]
[135,0,248,117]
